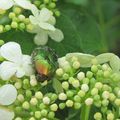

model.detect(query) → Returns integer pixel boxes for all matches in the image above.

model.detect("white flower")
[0,42,34,80]
[0,0,33,10]
[29,6,64,45]
[0,84,17,120]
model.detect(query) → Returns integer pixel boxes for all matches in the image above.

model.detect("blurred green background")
[0,0,120,57]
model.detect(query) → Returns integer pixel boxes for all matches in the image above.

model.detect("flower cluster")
[0,0,64,45]
[0,41,120,120]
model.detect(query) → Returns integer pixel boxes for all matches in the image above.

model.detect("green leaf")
[66,53,95,67]
[52,78,63,94]
[53,3,105,54]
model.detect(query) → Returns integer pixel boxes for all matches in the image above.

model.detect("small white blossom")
[0,0,33,10]
[58,93,67,100]
[81,84,89,92]
[43,96,50,105]
[77,72,85,81]
[85,98,93,106]
[29,6,64,45]
[0,42,34,80]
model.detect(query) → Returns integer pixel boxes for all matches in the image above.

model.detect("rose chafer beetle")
[32,46,58,81]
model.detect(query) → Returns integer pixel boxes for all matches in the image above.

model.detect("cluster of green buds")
[32,0,60,16]
[6,75,58,120]
[55,53,120,120]
[0,0,60,34]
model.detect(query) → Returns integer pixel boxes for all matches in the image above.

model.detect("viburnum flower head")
[29,6,64,45]
[0,42,34,80]
[0,0,33,10]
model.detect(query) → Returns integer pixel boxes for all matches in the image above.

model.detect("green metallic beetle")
[31,46,58,81]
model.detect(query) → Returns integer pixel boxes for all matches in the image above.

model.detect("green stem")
[95,0,108,52]
[80,105,91,120]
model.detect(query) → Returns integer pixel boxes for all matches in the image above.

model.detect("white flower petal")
[30,4,39,16]
[39,22,55,31]
[29,16,38,25]
[48,16,56,25]
[16,67,25,78]
[0,61,16,80]
[0,0,14,10]
[14,0,32,9]
[48,29,64,42]
[39,8,53,22]
[0,42,22,64]
[22,55,32,64]
[34,33,48,45]
[0,109,14,120]
[23,64,34,76]
[0,84,17,105]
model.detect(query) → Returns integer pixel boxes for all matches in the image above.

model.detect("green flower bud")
[66,100,74,107]
[4,25,11,31]
[109,93,116,101]
[63,73,69,80]
[26,90,32,98]
[0,25,4,33]
[30,98,38,106]
[102,99,109,106]
[94,100,101,107]
[68,77,75,84]
[94,112,102,120]
[9,12,16,19]
[83,78,89,84]
[18,15,25,21]
[62,81,69,90]
[48,112,55,119]
[51,94,57,101]
[19,23,26,30]
[17,94,24,102]
[72,80,80,88]
[107,113,114,120]
[91,88,98,96]
[0,40,4,46]
[86,71,93,78]
[49,2,56,8]
[13,7,22,14]
[101,107,107,113]
[55,10,61,17]
[77,72,85,81]
[43,96,50,104]
[85,98,93,106]
[29,117,35,120]
[26,24,33,31]
[59,93,67,100]
[74,95,81,102]
[35,91,43,99]
[81,84,89,92]
[114,99,120,106]
[34,0,41,6]
[56,68,64,76]
[74,102,81,109]
[97,70,103,77]
[11,21,18,28]
[39,103,46,109]
[72,61,80,69]
[50,103,58,111]
[95,82,103,90]
[102,64,108,71]
[24,18,30,24]
[44,0,49,4]
[35,111,41,119]
[22,101,30,110]
[15,107,22,113]
[91,65,98,73]
[104,71,110,78]
[102,91,110,99]
[93,95,100,101]
[41,109,48,116]
[59,103,66,109]
[78,90,85,97]
[15,82,22,89]
[66,90,74,97]
[15,117,22,120]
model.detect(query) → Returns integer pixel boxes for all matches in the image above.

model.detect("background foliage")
[0,0,120,57]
